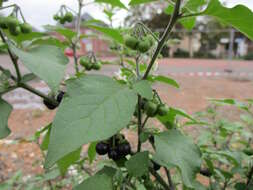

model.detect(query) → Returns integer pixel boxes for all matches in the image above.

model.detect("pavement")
[1,55,253,109]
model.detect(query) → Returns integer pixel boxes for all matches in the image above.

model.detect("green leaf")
[95,0,127,10]
[180,17,196,30]
[125,151,149,177]
[41,124,52,151]
[9,44,68,92]
[129,0,158,6]
[57,148,81,175]
[86,25,124,44]
[132,80,153,100]
[153,130,202,188]
[45,75,137,168]
[148,75,179,88]
[44,25,76,42]
[202,0,253,41]
[21,73,37,83]
[74,167,116,190]
[0,98,12,139]
[184,0,206,12]
[88,142,97,164]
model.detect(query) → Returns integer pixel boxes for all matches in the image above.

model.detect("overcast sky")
[1,0,253,30]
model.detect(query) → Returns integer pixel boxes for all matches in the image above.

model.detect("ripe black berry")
[43,99,57,110]
[57,91,65,103]
[108,148,120,161]
[96,142,108,155]
[117,142,131,156]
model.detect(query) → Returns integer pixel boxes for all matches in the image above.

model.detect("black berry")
[117,142,131,156]
[96,142,108,155]
[108,148,120,161]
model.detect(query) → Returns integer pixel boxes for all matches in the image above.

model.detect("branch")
[179,12,204,19]
[0,30,21,81]
[142,0,181,79]
[165,168,175,190]
[149,167,171,190]
[246,166,253,190]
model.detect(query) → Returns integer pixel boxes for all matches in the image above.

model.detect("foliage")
[0,0,253,190]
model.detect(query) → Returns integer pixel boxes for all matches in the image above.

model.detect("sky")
[1,0,253,30]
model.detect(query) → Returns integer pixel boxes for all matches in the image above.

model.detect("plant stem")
[149,167,170,190]
[0,32,58,106]
[0,30,22,81]
[72,0,83,74]
[136,22,159,42]
[165,168,175,190]
[0,4,17,10]
[142,0,181,79]
[246,166,253,190]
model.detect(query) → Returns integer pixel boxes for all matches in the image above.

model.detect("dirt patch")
[0,76,253,186]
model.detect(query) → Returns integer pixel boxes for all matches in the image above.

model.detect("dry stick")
[0,31,59,106]
[142,0,181,80]
[72,0,83,74]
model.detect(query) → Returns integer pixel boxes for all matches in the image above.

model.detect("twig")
[0,30,21,81]
[165,168,175,190]
[136,22,159,42]
[142,0,181,79]
[246,166,253,190]
[0,4,17,10]
[149,167,170,190]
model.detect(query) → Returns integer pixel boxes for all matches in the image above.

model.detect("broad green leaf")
[202,0,253,41]
[57,148,81,175]
[95,0,127,10]
[30,37,68,50]
[86,24,124,44]
[88,142,97,164]
[125,151,149,177]
[132,80,153,100]
[74,167,116,190]
[148,75,179,88]
[0,98,12,139]
[153,130,202,188]
[9,44,68,92]
[129,0,158,6]
[45,75,137,168]
[44,25,76,42]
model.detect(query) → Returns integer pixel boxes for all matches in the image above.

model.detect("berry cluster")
[124,34,154,53]
[43,91,65,110]
[96,134,131,161]
[0,16,32,36]
[79,56,102,71]
[135,98,169,118]
[53,12,73,24]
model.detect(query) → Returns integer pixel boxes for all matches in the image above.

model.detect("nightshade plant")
[0,0,253,189]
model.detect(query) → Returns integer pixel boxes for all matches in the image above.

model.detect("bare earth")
[0,57,253,185]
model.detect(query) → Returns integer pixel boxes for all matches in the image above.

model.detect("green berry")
[79,57,89,66]
[20,23,32,33]
[9,26,21,36]
[144,101,158,117]
[85,63,93,71]
[0,17,8,29]
[124,35,138,50]
[64,12,73,22]
[137,39,150,53]
[6,16,19,29]
[157,104,169,116]
[92,62,102,70]
[59,17,65,24]
[243,148,253,156]
[146,34,155,47]
[53,14,60,21]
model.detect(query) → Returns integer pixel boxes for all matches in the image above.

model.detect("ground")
[0,56,253,187]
